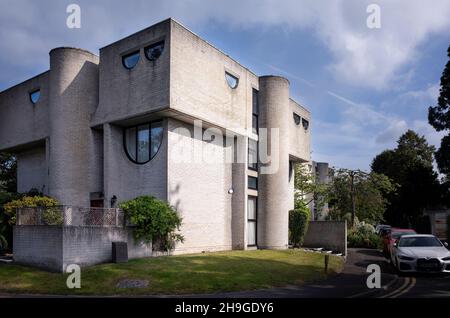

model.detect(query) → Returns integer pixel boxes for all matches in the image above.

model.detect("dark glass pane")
[137,125,149,163]
[252,89,259,115]
[150,121,163,158]
[252,114,258,135]
[30,90,40,104]
[302,118,309,130]
[225,72,238,89]
[248,176,258,190]
[122,51,140,69]
[125,127,137,161]
[248,139,258,170]
[293,113,301,125]
[145,41,165,61]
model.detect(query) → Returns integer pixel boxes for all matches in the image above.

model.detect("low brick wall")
[303,221,347,255]
[13,226,152,272]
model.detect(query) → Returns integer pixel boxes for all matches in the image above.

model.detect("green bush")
[0,233,7,253]
[347,223,381,249]
[289,201,310,248]
[4,195,59,225]
[119,196,184,251]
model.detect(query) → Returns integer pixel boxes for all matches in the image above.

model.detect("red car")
[382,228,417,258]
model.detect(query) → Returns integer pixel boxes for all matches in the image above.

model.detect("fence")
[16,206,125,227]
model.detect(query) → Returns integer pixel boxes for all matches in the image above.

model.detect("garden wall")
[303,221,347,255]
[13,225,152,272]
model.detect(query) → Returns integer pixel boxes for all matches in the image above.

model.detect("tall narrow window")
[122,51,140,69]
[252,89,259,134]
[248,138,258,170]
[247,196,257,247]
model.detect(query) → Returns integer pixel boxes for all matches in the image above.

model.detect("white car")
[391,234,450,273]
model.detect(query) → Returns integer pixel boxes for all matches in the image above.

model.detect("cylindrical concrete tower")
[258,76,290,249]
[48,47,99,206]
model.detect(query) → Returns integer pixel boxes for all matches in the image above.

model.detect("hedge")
[289,202,310,248]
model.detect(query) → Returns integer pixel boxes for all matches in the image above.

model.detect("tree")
[428,45,450,176]
[0,153,16,193]
[327,168,395,227]
[294,163,329,219]
[371,130,441,229]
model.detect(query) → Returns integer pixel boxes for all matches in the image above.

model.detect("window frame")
[248,138,258,171]
[293,112,301,126]
[225,72,239,89]
[144,40,165,62]
[122,50,141,70]
[247,195,258,247]
[302,118,309,130]
[252,89,259,134]
[29,89,41,104]
[248,176,258,190]
[123,120,163,165]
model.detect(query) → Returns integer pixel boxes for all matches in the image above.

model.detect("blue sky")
[1,0,449,170]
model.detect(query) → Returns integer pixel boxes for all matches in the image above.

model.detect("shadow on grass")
[0,251,343,296]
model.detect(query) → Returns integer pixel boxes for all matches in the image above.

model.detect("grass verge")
[0,249,344,295]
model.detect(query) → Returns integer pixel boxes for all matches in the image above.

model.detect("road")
[191,248,450,298]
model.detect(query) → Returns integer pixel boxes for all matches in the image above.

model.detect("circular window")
[124,121,163,164]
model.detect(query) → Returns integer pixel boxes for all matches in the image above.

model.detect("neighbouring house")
[0,18,311,271]
[424,208,450,240]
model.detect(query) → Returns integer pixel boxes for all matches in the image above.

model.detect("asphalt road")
[190,248,450,298]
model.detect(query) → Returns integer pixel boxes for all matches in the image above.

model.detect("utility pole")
[350,171,356,228]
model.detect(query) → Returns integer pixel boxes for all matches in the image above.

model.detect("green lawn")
[0,250,344,295]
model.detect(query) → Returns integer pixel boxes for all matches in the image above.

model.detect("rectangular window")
[137,124,149,162]
[252,89,259,134]
[248,176,258,190]
[248,139,258,170]
[247,196,257,246]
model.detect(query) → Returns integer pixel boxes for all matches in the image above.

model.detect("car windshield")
[398,237,442,247]
[392,231,415,239]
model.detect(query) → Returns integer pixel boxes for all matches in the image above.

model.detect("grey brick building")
[0,18,311,264]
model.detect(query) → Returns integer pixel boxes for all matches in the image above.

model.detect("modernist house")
[0,19,311,270]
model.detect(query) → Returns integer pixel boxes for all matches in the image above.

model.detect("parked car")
[382,228,416,258]
[376,224,391,235]
[391,234,450,273]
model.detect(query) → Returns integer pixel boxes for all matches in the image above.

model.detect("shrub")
[289,201,311,248]
[3,195,60,225]
[347,223,381,249]
[0,233,7,253]
[119,196,184,251]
